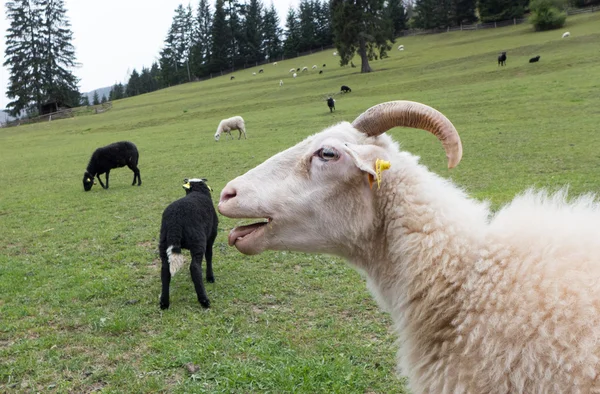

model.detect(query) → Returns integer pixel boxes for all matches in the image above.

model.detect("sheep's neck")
[359,163,485,370]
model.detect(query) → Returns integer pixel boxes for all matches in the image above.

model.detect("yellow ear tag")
[183,182,191,189]
[373,159,391,190]
[86,178,91,182]
[206,183,213,192]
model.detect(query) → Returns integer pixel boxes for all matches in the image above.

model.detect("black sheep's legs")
[205,235,216,283]
[96,173,106,189]
[105,170,110,189]
[128,163,141,186]
[159,255,171,310]
[190,250,210,308]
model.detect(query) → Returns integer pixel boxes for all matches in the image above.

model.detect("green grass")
[1,12,600,392]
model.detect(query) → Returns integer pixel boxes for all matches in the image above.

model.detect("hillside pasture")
[1,12,600,393]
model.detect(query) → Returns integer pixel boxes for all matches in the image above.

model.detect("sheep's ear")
[183,181,191,190]
[342,144,391,190]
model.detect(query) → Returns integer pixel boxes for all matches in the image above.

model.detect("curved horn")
[351,101,462,169]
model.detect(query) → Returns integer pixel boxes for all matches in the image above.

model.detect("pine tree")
[240,0,264,65]
[298,0,316,52]
[4,0,44,116]
[150,62,163,90]
[452,0,478,25]
[387,0,407,36]
[101,94,107,103]
[283,8,301,57]
[225,0,243,68]
[478,0,528,22]
[80,94,90,106]
[314,0,333,48]
[190,0,212,77]
[92,91,100,105]
[331,0,394,73]
[262,4,283,61]
[209,0,231,72]
[38,0,80,107]
[126,69,141,97]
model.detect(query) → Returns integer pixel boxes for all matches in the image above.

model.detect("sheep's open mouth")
[228,218,271,247]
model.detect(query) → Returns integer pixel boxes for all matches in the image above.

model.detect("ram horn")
[351,101,462,169]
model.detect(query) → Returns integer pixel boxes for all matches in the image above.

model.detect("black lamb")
[327,97,335,113]
[341,85,352,93]
[498,51,507,66]
[159,178,218,310]
[529,55,541,63]
[82,141,141,191]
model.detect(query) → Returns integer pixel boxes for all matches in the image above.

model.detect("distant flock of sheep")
[498,31,571,66]
[80,28,600,392]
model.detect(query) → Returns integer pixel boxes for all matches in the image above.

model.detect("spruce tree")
[262,4,283,61]
[126,69,141,97]
[38,0,80,107]
[80,94,90,106]
[241,0,264,65]
[387,0,407,36]
[4,0,44,116]
[191,0,212,77]
[92,91,99,105]
[331,0,394,73]
[101,94,107,103]
[298,0,316,52]
[209,0,231,72]
[478,0,528,22]
[283,8,301,57]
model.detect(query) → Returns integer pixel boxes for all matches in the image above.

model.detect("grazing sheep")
[218,100,600,393]
[273,62,278,66]
[296,68,300,72]
[230,75,235,80]
[258,69,264,74]
[159,178,218,310]
[498,51,507,66]
[82,141,141,191]
[302,66,308,72]
[289,68,296,73]
[529,55,541,63]
[214,116,247,141]
[323,63,326,67]
[293,73,297,78]
[252,72,257,76]
[340,85,352,93]
[312,65,317,69]
[398,44,404,51]
[279,79,283,87]
[333,51,337,56]
[319,70,323,74]
[326,97,335,112]
[562,31,570,38]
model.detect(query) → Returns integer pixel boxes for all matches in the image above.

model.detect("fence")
[1,102,113,128]
[399,5,599,37]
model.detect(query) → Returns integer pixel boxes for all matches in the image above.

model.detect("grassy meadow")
[1,12,600,393]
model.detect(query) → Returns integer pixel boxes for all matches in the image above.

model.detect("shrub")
[529,0,568,31]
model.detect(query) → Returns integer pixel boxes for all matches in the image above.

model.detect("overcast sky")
[0,0,299,109]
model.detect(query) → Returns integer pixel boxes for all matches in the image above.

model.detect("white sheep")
[279,79,283,87]
[292,73,297,78]
[214,116,246,141]
[218,100,600,393]
[273,62,278,66]
[312,65,317,69]
[252,72,256,76]
[333,51,337,56]
[302,66,308,72]
[398,44,404,51]
[562,31,570,38]
[289,68,296,73]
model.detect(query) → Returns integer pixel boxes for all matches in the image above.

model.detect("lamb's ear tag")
[374,159,391,189]
[206,183,213,192]
[183,182,191,190]
[86,178,91,182]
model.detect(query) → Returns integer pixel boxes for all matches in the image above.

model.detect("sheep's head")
[83,172,94,191]
[218,101,462,256]
[183,178,212,195]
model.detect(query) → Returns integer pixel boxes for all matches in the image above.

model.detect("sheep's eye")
[316,147,340,162]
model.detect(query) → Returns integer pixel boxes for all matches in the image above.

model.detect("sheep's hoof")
[199,298,211,308]
[207,276,215,283]
[160,301,169,310]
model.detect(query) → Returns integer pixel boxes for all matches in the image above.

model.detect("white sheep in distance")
[302,66,308,72]
[562,31,570,38]
[279,79,283,87]
[292,73,297,78]
[273,62,278,66]
[312,65,317,69]
[398,44,404,51]
[218,101,600,393]
[289,68,296,73]
[214,116,247,141]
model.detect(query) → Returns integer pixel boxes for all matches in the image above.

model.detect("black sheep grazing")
[498,51,507,66]
[82,141,141,191]
[258,68,264,73]
[327,97,335,113]
[319,70,323,74]
[230,75,235,80]
[159,178,218,309]
[322,63,326,67]
[529,55,541,63]
[341,85,352,93]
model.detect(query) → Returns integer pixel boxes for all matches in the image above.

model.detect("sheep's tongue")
[228,222,266,246]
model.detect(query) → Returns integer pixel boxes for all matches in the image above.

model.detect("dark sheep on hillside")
[498,51,507,66]
[230,76,235,80]
[322,63,326,67]
[258,68,264,73]
[327,97,335,113]
[529,55,541,63]
[159,178,218,310]
[319,70,323,74]
[341,85,352,93]
[82,141,141,191]
[296,68,300,72]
